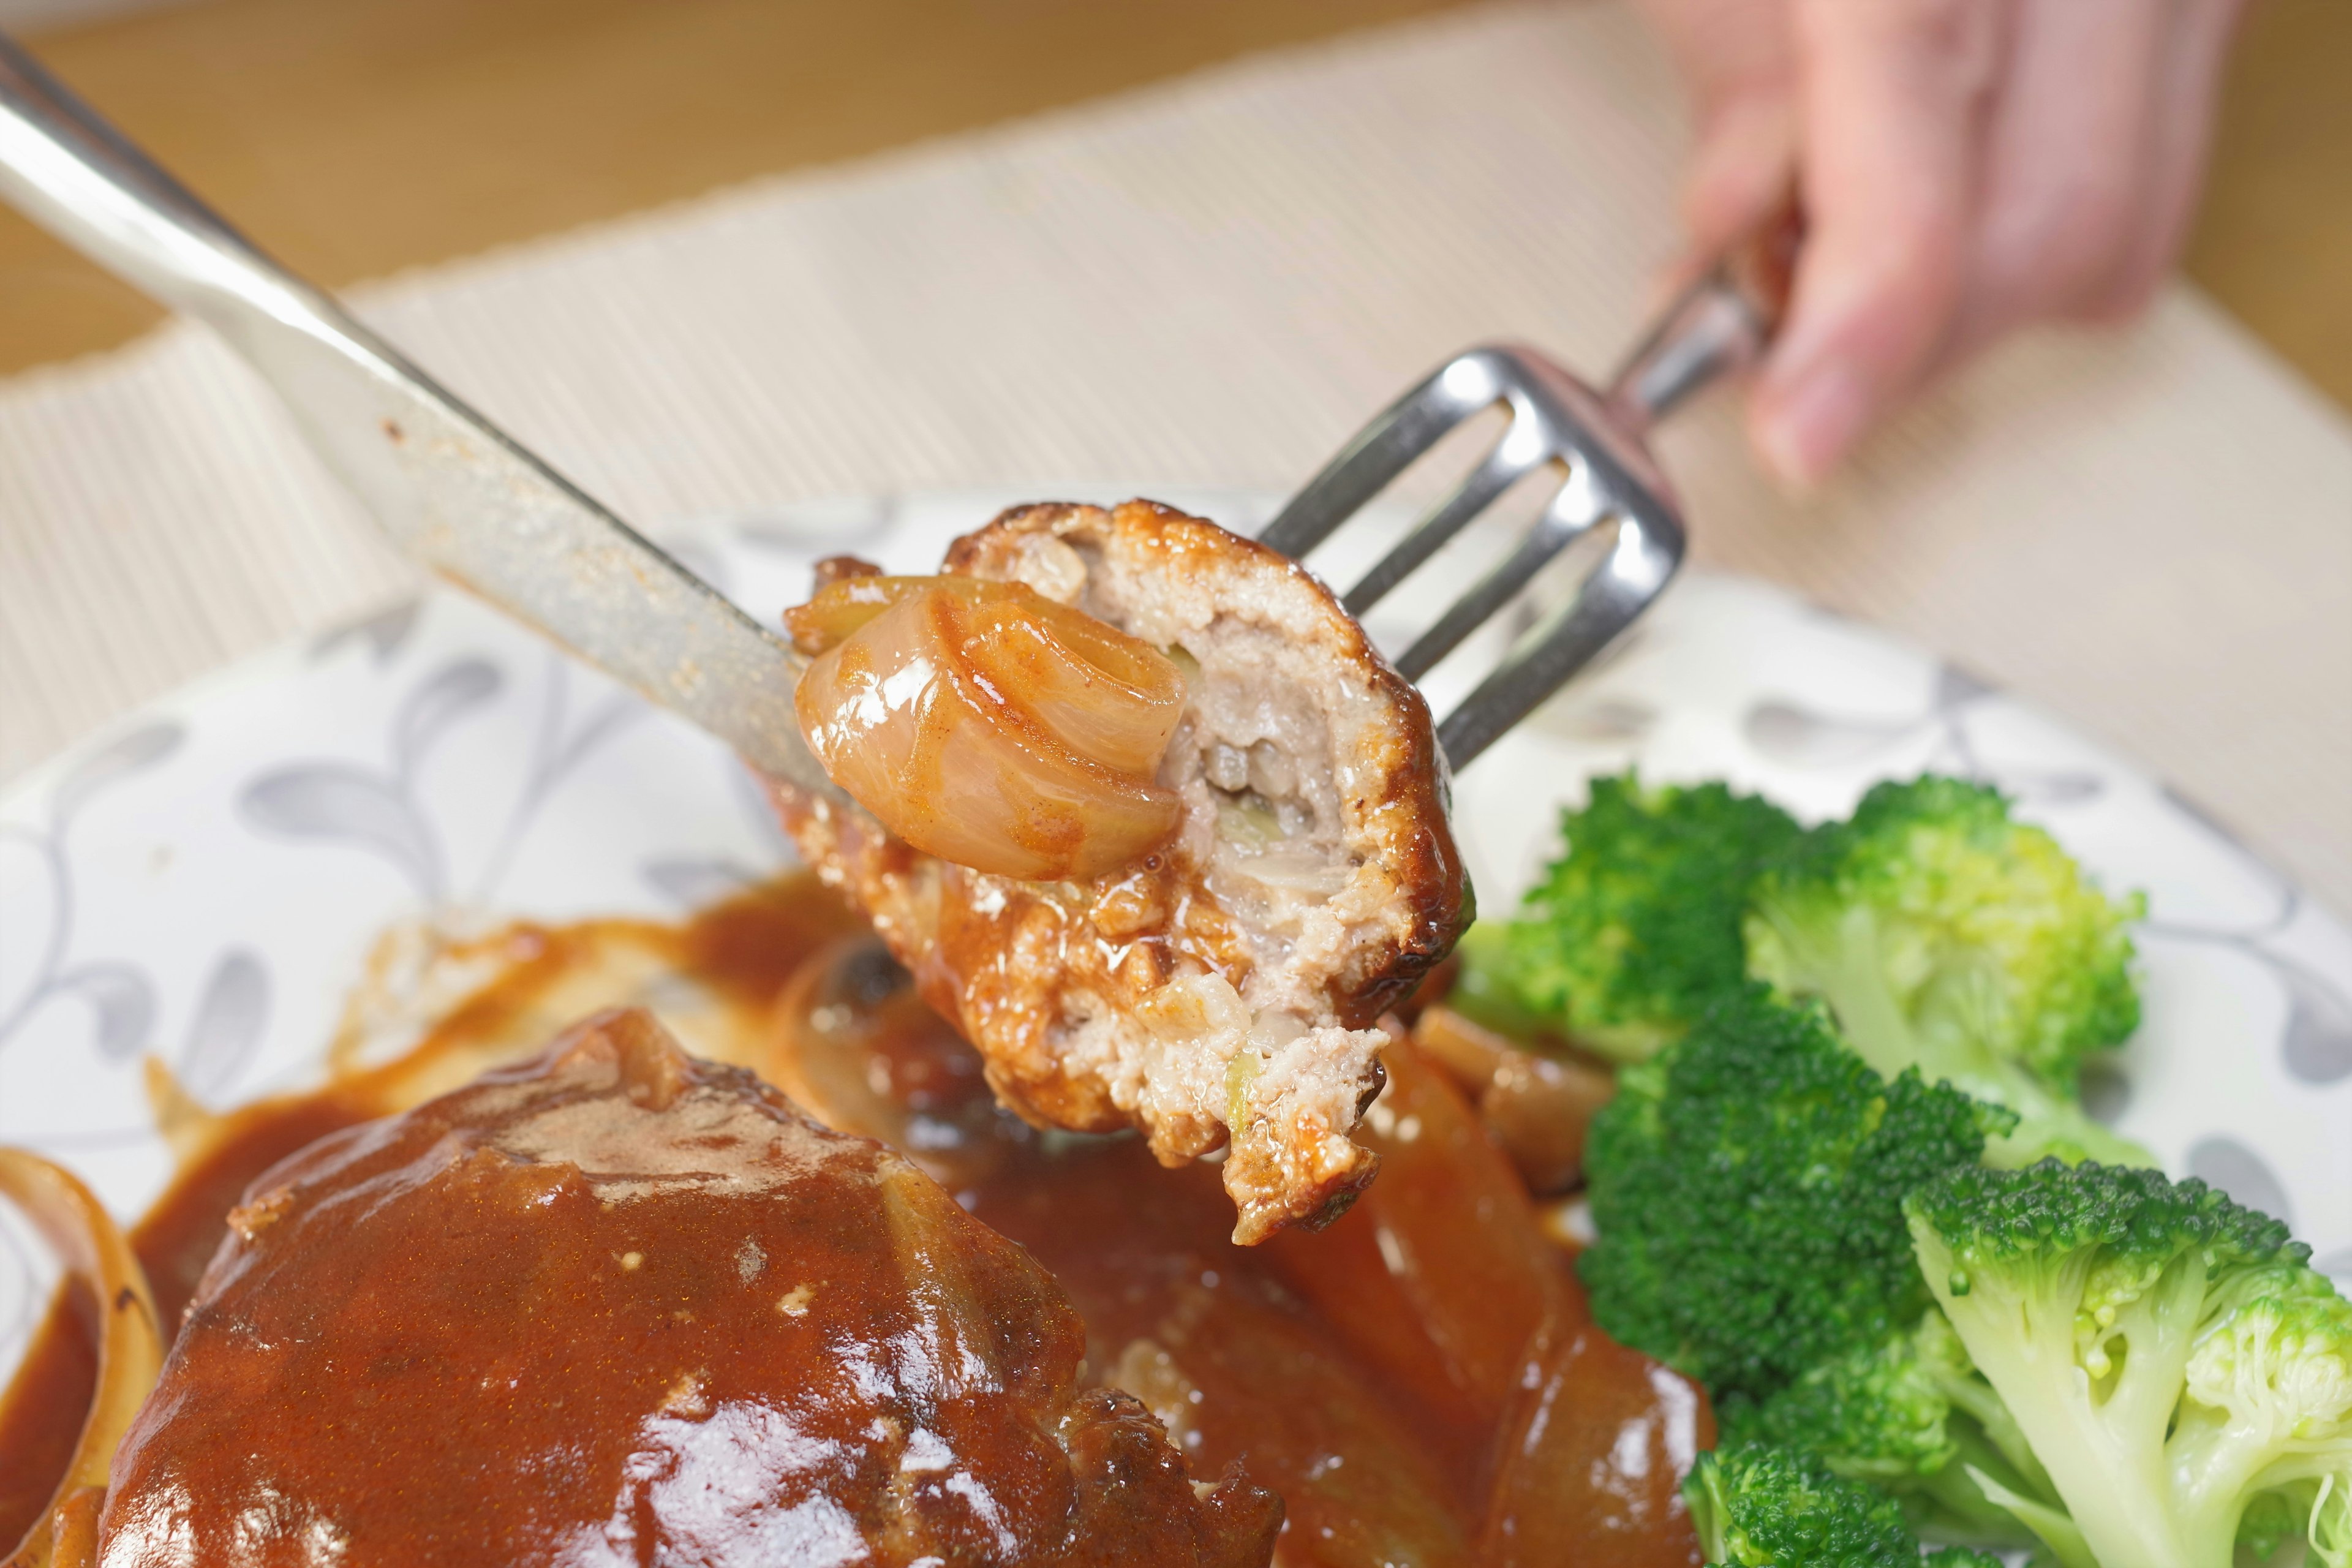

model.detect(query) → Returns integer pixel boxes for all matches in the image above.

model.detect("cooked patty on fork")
[770,500,1470,1242]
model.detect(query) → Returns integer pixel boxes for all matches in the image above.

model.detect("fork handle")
[1606,199,1802,433]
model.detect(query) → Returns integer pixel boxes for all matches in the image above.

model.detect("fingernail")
[1754,363,1868,488]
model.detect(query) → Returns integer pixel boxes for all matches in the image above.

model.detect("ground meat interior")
[775,500,1471,1243]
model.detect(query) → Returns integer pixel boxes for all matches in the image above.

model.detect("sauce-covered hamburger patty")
[91,1008,1278,1568]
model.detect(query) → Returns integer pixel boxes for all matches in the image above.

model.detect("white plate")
[4,488,2348,1387]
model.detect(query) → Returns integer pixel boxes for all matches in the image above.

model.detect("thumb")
[1684,89,1799,259]
[1751,0,2001,486]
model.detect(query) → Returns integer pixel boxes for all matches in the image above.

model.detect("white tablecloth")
[2,1,2346,906]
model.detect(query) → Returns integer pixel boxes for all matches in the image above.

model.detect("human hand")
[1636,0,2245,484]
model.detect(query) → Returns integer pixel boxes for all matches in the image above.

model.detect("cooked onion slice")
[0,1149,165,1568]
[793,576,1186,881]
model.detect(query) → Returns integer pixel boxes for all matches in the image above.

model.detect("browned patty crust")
[770,500,1469,1242]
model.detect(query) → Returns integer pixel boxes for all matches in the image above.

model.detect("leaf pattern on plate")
[1996,767,2106,806]
[180,949,270,1106]
[1742,700,1918,767]
[2278,956,2352,1085]
[2078,1058,2133,1126]
[641,856,761,909]
[2157,782,2288,900]
[242,764,444,901]
[0,721,180,1057]
[53,719,184,826]
[1743,665,2107,803]
[311,598,423,666]
[1932,663,1999,709]
[467,654,645,905]
[46,961,155,1062]
[393,658,502,782]
[1546,698,1657,744]
[727,760,798,864]
[2187,1136,2294,1230]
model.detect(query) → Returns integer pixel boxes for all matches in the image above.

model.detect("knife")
[0,32,839,801]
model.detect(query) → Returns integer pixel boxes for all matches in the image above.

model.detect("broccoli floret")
[1726,1308,2057,1548]
[2315,1476,2352,1568]
[1477,773,1802,1061]
[1581,987,2013,1400]
[2235,1478,2352,1566]
[1684,1444,2003,1566]
[1728,1322,1958,1483]
[1444,920,1559,1042]
[1906,1160,2352,1568]
[1744,776,2148,1167]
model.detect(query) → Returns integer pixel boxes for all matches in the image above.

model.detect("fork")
[1260,221,1795,770]
[0,29,1787,785]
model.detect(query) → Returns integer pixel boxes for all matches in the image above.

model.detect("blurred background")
[0,0,2342,396]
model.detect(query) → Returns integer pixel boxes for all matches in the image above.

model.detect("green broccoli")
[2315,1476,2352,1568]
[1906,1159,2352,1568]
[1684,1444,2003,1566]
[1466,774,1802,1061]
[1581,986,2012,1401]
[1743,777,2147,1167]
[1725,1308,2057,1548]
[2238,1480,2352,1566]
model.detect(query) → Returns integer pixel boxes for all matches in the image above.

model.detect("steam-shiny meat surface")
[792,574,1188,881]
[773,500,1470,1243]
[92,1009,1279,1567]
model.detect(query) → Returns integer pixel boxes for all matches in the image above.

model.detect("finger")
[2106,0,2245,319]
[1684,89,1800,257]
[1751,0,2007,485]
[1943,0,2244,372]
[1632,0,1798,252]
[1634,0,1794,108]
[1944,0,2168,364]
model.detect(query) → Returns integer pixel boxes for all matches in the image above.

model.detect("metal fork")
[0,28,1786,786]
[1261,224,1794,770]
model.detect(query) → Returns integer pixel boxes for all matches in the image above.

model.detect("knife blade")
[0,32,839,801]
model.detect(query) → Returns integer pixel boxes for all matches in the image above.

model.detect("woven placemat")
[2,1,2346,905]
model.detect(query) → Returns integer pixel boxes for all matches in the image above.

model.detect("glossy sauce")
[96,1012,1276,1566]
[792,575,1187,880]
[1,873,1708,1566]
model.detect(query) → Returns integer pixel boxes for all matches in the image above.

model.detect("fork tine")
[1257,349,1508,559]
[1392,466,1607,682]
[1262,339,1703,771]
[1341,414,1553,616]
[1436,512,1683,767]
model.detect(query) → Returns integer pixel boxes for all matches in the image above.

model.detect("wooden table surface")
[4,0,2347,408]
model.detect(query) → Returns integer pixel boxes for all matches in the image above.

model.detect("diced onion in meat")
[793,577,1186,881]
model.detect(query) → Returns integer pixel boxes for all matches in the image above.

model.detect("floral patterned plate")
[4,488,2348,1387]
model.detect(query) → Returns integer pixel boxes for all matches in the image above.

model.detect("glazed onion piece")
[0,1149,164,1568]
[791,575,1188,881]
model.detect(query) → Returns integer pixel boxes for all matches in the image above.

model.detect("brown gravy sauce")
[0,873,1706,1566]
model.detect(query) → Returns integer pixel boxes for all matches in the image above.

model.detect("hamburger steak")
[771,500,1471,1243]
